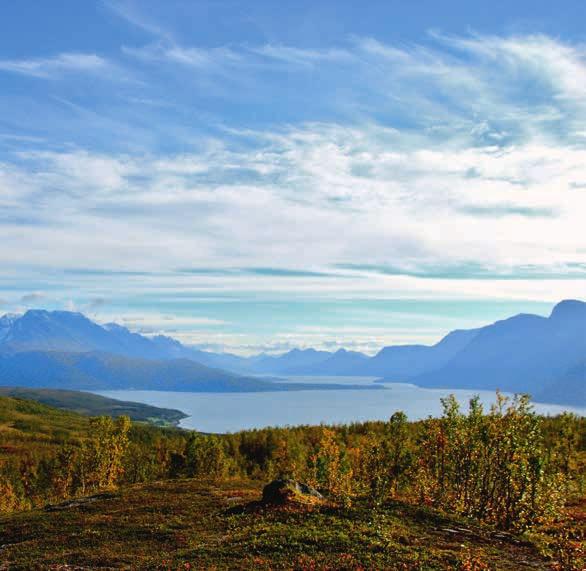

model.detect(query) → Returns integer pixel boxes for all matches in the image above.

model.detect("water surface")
[96,377,585,433]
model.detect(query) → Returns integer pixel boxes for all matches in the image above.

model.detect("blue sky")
[1,1,585,353]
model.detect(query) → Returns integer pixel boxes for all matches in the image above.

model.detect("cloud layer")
[1,27,586,352]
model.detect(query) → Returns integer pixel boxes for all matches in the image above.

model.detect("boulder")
[262,479,323,505]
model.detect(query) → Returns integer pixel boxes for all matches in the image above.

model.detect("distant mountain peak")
[0,313,20,324]
[549,299,586,321]
[0,313,20,343]
[289,348,319,355]
[22,309,91,323]
[22,309,50,318]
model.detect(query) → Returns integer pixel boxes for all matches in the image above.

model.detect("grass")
[0,478,567,570]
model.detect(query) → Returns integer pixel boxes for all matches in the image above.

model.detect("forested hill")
[0,387,187,426]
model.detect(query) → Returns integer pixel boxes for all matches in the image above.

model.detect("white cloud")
[123,44,215,67]
[104,0,175,43]
[251,44,353,66]
[123,41,350,71]
[16,150,137,193]
[3,33,586,350]
[3,119,586,277]
[435,33,586,102]
[95,313,228,334]
[0,53,112,79]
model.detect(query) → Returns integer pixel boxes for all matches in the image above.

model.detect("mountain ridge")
[0,301,584,405]
[412,300,586,404]
[0,349,384,393]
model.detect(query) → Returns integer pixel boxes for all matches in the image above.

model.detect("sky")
[1,0,586,354]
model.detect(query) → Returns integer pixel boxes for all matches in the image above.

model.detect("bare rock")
[261,479,323,505]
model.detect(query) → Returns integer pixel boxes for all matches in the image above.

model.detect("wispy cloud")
[104,0,175,42]
[250,44,353,66]
[123,43,244,70]
[86,297,109,312]
[96,313,228,334]
[246,268,340,278]
[457,204,557,218]
[336,262,586,281]
[0,53,112,79]
[434,32,586,103]
[123,40,352,71]
[20,292,47,304]
[3,116,586,278]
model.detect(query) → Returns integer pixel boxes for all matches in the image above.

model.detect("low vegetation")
[0,392,584,569]
[3,478,575,570]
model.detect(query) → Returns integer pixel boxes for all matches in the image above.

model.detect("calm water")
[96,377,586,433]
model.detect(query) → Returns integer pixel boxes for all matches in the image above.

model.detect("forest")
[1,392,584,523]
[0,392,585,568]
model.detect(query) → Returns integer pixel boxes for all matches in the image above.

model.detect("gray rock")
[262,479,323,504]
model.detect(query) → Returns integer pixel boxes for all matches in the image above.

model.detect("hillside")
[251,348,333,374]
[0,351,384,393]
[0,478,566,570]
[0,395,583,569]
[0,350,280,392]
[0,395,88,437]
[0,312,382,392]
[248,301,586,401]
[0,395,90,459]
[536,362,586,405]
[366,328,480,379]
[0,387,187,426]
[0,395,187,482]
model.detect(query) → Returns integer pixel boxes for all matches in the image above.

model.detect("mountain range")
[0,349,383,394]
[0,301,584,405]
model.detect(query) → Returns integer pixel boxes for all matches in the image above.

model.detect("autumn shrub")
[414,393,566,529]
[0,476,19,512]
[185,434,229,479]
[307,428,353,505]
